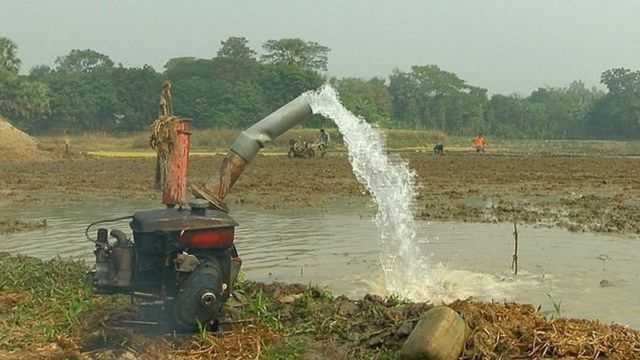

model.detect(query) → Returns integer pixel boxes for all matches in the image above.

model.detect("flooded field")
[2,149,640,358]
[1,198,639,329]
[2,152,640,234]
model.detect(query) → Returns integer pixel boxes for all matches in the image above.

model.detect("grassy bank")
[0,254,94,350]
[1,253,639,359]
[0,253,422,359]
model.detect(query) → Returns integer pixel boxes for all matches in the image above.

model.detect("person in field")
[433,143,444,156]
[318,128,330,146]
[316,128,330,157]
[473,133,486,154]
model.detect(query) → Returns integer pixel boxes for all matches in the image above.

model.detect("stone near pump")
[399,306,467,360]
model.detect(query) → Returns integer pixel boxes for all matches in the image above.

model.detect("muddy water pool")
[1,200,638,328]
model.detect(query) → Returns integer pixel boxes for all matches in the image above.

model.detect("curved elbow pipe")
[110,229,129,247]
[231,95,312,163]
[191,95,313,211]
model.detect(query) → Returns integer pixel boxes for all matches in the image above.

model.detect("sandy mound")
[0,116,53,161]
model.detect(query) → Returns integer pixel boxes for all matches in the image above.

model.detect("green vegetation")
[0,253,95,349]
[0,253,420,358]
[2,35,640,140]
[2,255,638,358]
[546,293,563,318]
[535,294,563,320]
[248,290,283,331]
[262,338,307,360]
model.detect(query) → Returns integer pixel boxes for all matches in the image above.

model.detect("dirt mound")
[0,116,53,161]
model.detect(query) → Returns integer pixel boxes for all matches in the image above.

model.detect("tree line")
[1,35,639,139]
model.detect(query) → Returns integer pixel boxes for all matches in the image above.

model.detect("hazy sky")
[1,0,639,95]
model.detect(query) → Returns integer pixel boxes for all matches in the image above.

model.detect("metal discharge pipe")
[191,95,312,211]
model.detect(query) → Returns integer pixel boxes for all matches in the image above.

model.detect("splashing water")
[304,85,527,302]
[304,85,429,297]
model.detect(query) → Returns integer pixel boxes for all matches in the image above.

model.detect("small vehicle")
[288,138,315,158]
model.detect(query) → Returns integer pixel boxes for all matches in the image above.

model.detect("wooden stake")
[512,221,519,275]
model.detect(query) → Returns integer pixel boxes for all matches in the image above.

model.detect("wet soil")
[0,219,47,235]
[2,153,640,358]
[1,152,639,235]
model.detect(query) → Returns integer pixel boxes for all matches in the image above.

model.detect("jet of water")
[304,85,431,296]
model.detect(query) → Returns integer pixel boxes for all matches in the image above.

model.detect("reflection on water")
[1,201,639,328]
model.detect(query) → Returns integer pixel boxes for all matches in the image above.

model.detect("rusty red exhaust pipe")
[162,118,192,208]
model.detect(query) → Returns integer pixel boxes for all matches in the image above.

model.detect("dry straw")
[451,299,640,359]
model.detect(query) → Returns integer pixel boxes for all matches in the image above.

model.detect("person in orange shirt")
[473,133,486,154]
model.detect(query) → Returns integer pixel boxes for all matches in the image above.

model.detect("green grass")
[0,255,409,358]
[248,290,283,331]
[0,253,95,349]
[537,293,563,319]
[547,293,562,318]
[262,338,307,360]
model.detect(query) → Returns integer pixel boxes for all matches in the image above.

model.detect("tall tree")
[600,68,640,95]
[257,63,324,111]
[29,65,53,78]
[586,68,640,139]
[487,94,527,138]
[213,37,260,84]
[216,36,257,61]
[164,57,214,81]
[334,77,393,126]
[0,40,50,131]
[565,81,604,128]
[163,57,197,72]
[109,65,163,131]
[0,71,51,132]
[8,79,51,131]
[389,65,488,134]
[388,69,419,127]
[0,37,21,73]
[55,49,114,73]
[261,38,330,72]
[525,83,603,139]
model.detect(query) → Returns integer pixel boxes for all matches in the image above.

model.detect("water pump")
[87,95,312,330]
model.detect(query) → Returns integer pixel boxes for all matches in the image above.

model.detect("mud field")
[2,153,640,358]
[1,152,639,236]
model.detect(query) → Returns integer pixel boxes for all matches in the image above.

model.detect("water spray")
[304,85,430,297]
